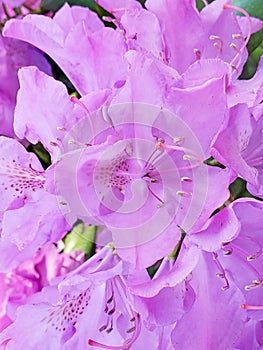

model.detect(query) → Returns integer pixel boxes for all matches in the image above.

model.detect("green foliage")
[229,177,253,199]
[137,0,146,7]
[41,0,111,17]
[240,43,263,79]
[64,220,96,258]
[196,0,205,11]
[147,259,162,278]
[27,142,51,169]
[232,0,263,20]
[233,0,263,57]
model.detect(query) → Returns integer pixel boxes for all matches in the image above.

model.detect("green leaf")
[247,28,263,54]
[41,0,111,17]
[41,0,65,12]
[232,0,263,55]
[27,142,51,169]
[64,221,96,257]
[196,0,205,11]
[229,177,253,199]
[136,0,146,7]
[232,0,263,20]
[240,43,263,78]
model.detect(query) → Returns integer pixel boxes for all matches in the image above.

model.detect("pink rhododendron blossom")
[4,0,261,97]
[3,3,127,95]
[129,199,263,348]
[0,246,158,349]
[212,103,263,197]
[170,250,246,349]
[0,0,263,347]
[14,66,111,161]
[14,68,234,268]
[122,0,249,74]
[120,1,263,107]
[0,136,70,271]
[0,244,84,332]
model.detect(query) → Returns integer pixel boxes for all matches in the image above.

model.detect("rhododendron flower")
[12,64,233,268]
[0,136,69,271]
[120,0,263,108]
[4,0,262,98]
[212,103,263,197]
[3,3,127,95]
[0,246,159,350]
[0,244,84,332]
[0,0,263,348]
[129,198,263,348]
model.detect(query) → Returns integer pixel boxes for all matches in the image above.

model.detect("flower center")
[0,159,45,197]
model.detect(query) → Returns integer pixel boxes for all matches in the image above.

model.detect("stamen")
[102,106,115,128]
[88,312,140,350]
[241,304,263,310]
[243,235,263,261]
[70,96,96,145]
[157,142,202,165]
[67,139,91,147]
[194,48,201,60]
[223,4,252,70]
[230,43,240,52]
[213,252,230,291]
[229,242,263,286]
[222,243,233,256]
[209,35,223,55]
[49,141,59,147]
[57,126,67,131]
[223,249,233,256]
[173,137,185,145]
[244,279,263,291]
[147,183,165,206]
[110,7,128,14]
[181,176,192,182]
[176,190,191,198]
[102,16,116,24]
[144,147,162,170]
[232,34,242,40]
[183,154,197,161]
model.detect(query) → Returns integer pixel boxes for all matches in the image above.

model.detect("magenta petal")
[227,56,263,108]
[211,104,259,188]
[113,50,180,105]
[130,244,199,297]
[200,0,247,75]
[171,251,246,349]
[114,221,181,269]
[167,76,227,157]
[53,3,103,35]
[121,8,166,61]
[146,0,205,73]
[0,192,69,272]
[3,9,127,95]
[0,136,44,211]
[15,66,74,160]
[190,205,241,251]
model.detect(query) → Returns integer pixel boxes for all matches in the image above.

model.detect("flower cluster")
[0,0,263,349]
